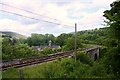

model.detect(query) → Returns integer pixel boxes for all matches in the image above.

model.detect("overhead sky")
[0,0,115,36]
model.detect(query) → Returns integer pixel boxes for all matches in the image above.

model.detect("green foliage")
[103,47,120,77]
[41,47,53,55]
[13,44,38,58]
[3,57,114,78]
[103,0,120,77]
[56,33,72,47]
[22,61,65,78]
[2,26,109,60]
[63,37,83,51]
[99,46,107,58]
[86,62,108,78]
[76,51,94,66]
[104,1,120,40]
[2,68,19,78]
[77,28,108,45]
[27,33,56,46]
[2,38,38,60]
[22,58,89,78]
[2,38,12,45]
[55,47,62,52]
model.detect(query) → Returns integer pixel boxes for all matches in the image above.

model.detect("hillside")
[0,31,27,39]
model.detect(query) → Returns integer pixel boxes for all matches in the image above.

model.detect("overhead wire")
[0,3,58,21]
[0,2,74,27]
[0,10,74,27]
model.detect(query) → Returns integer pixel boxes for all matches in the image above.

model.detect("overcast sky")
[0,0,115,36]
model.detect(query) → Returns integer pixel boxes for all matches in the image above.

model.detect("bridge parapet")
[84,46,100,60]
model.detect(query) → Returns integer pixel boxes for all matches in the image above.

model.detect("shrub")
[76,51,94,66]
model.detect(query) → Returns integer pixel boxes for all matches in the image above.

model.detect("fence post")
[19,68,24,80]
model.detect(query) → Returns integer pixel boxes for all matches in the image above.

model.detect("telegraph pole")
[75,23,77,62]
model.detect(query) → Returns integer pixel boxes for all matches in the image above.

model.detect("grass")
[2,56,110,78]
[2,59,59,78]
[2,67,20,78]
[22,60,61,78]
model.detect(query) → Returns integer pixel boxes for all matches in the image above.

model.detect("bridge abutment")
[86,47,100,60]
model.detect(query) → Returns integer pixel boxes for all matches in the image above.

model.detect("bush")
[2,43,39,60]
[86,62,108,78]
[41,47,53,55]
[76,51,94,66]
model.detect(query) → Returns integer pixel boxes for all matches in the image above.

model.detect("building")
[32,40,60,51]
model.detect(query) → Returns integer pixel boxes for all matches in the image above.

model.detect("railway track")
[0,46,100,71]
[0,51,73,71]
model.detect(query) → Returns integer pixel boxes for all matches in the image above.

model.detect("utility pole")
[75,23,77,62]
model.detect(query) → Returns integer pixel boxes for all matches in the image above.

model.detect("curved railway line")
[0,46,100,71]
[0,51,74,71]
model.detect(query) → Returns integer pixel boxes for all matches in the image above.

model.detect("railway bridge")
[83,46,100,60]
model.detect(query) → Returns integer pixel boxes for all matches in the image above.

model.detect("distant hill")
[0,31,27,39]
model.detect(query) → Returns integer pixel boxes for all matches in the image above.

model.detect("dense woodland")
[2,0,120,78]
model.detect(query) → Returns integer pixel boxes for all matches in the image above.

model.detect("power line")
[0,3,57,20]
[0,10,73,27]
[0,2,70,25]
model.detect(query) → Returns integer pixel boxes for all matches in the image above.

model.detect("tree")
[63,37,83,51]
[104,1,120,40]
[56,33,72,47]
[103,0,120,77]
[2,37,38,60]
[26,33,56,46]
